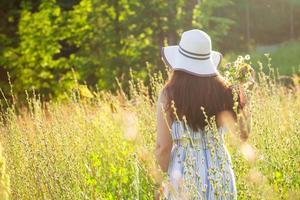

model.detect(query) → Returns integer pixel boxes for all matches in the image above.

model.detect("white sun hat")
[161,29,222,77]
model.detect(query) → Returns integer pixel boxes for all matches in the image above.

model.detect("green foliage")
[253,41,300,75]
[226,40,300,75]
[0,0,300,99]
[192,0,234,47]
[2,0,93,99]
[0,0,236,99]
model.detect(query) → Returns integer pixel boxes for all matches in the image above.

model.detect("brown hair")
[163,70,244,131]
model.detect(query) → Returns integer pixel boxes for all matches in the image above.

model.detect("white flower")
[237,56,244,63]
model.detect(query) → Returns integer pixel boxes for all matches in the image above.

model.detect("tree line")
[0,0,299,100]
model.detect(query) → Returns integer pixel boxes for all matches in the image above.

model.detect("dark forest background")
[1,0,300,100]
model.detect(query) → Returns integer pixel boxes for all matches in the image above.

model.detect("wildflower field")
[0,61,300,200]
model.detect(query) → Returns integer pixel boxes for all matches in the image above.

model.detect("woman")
[155,29,251,199]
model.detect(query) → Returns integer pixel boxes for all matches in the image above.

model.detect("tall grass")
[0,142,10,200]
[0,62,299,199]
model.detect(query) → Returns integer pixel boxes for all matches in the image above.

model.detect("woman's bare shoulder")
[157,88,168,104]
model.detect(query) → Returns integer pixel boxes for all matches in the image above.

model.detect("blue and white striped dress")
[163,120,237,200]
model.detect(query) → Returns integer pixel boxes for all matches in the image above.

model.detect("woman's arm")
[218,85,252,142]
[237,85,252,142]
[238,107,252,142]
[155,89,173,172]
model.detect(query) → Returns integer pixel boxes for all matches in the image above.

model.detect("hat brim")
[161,46,222,77]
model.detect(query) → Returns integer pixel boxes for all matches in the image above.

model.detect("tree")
[288,0,300,39]
[1,0,299,100]
[2,0,93,100]
[192,0,235,49]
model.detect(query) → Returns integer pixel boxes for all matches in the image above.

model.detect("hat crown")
[179,29,212,55]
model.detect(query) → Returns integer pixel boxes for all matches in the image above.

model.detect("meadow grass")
[0,63,299,200]
[0,142,10,200]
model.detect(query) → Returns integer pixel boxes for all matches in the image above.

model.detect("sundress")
[162,120,237,200]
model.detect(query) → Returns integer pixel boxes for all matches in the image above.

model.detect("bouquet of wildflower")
[222,55,255,142]
[222,55,256,109]
[223,55,255,90]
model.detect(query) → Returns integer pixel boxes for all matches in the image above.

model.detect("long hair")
[163,70,244,131]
